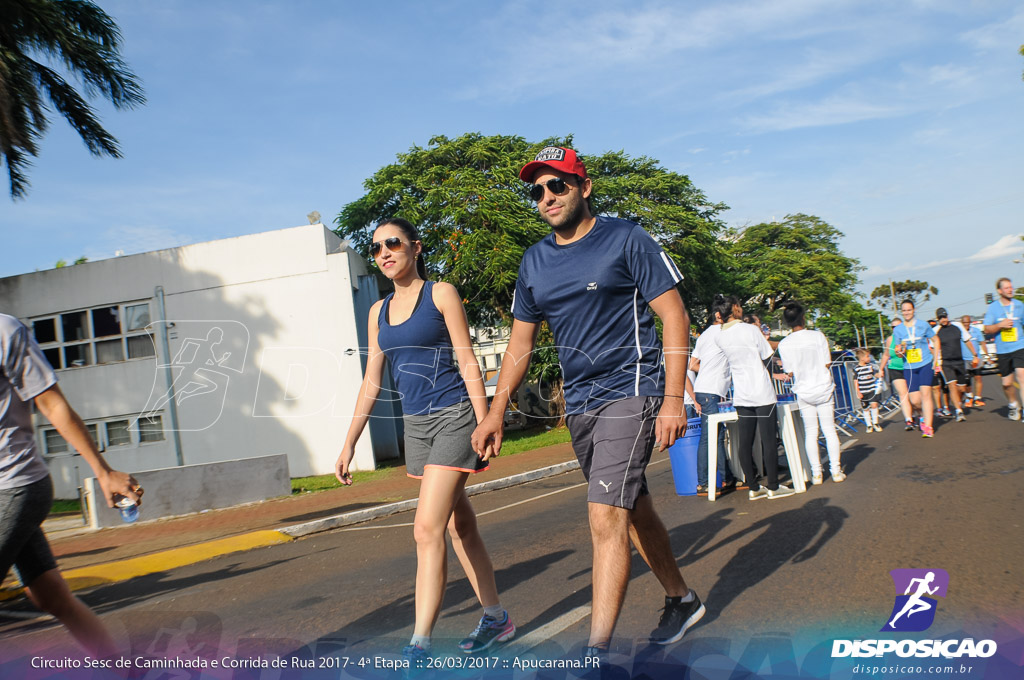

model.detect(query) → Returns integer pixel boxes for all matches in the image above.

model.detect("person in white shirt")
[714,298,795,501]
[689,298,737,494]
[776,301,845,485]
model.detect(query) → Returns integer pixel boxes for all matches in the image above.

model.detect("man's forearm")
[661,310,691,400]
[35,386,111,478]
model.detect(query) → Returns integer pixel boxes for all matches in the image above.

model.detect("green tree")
[813,299,888,351]
[334,132,728,327]
[0,0,145,198]
[869,279,938,313]
[726,214,863,320]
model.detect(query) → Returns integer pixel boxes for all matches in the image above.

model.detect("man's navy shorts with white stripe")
[566,396,662,509]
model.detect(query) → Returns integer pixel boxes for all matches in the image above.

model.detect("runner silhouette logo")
[881,568,949,632]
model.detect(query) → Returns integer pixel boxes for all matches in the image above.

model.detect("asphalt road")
[2,389,1022,678]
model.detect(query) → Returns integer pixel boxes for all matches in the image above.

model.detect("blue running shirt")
[983,299,1024,354]
[968,325,985,358]
[511,216,683,414]
[891,319,936,369]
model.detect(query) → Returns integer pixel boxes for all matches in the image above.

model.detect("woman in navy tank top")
[335,219,514,662]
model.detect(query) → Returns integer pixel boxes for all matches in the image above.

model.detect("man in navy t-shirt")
[472,147,704,655]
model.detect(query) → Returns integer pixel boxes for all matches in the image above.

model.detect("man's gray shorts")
[566,396,662,509]
[0,475,58,587]
[403,400,488,478]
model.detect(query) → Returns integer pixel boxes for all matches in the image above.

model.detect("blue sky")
[3,0,1023,319]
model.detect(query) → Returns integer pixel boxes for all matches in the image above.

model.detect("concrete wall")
[0,224,399,497]
[83,454,290,529]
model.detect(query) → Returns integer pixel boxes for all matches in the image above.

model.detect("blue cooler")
[668,417,703,496]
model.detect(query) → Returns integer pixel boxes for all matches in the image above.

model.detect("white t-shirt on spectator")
[715,321,776,407]
[778,328,835,405]
[692,324,731,397]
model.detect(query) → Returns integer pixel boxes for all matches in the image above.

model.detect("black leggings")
[735,404,780,491]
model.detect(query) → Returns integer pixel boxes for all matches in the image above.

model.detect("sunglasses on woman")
[369,237,406,257]
[528,177,574,202]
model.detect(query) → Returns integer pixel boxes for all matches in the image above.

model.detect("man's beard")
[546,196,587,233]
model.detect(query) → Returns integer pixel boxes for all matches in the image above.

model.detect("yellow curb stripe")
[0,530,292,602]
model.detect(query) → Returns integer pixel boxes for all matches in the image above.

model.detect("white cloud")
[862,233,1023,277]
[742,91,908,132]
[959,8,1024,52]
[459,0,862,102]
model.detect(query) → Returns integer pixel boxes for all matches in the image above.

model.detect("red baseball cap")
[518,146,588,182]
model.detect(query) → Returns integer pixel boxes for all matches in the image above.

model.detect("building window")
[41,347,61,368]
[106,420,131,447]
[138,416,164,443]
[61,311,88,342]
[41,414,164,455]
[91,307,121,337]
[33,318,57,344]
[44,429,68,455]
[64,343,93,368]
[30,301,156,369]
[95,339,125,364]
[125,304,150,331]
[126,334,156,359]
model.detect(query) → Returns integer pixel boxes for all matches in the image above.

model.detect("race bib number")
[1002,327,1019,343]
[906,348,923,364]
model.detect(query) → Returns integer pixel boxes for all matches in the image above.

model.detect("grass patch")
[50,499,82,516]
[291,458,404,494]
[289,427,571,495]
[499,425,572,455]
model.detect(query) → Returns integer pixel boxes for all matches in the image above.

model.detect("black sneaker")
[458,611,515,653]
[650,593,706,645]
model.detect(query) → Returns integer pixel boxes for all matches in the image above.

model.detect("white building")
[0,224,400,498]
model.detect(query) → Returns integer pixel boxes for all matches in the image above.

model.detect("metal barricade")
[830,359,861,435]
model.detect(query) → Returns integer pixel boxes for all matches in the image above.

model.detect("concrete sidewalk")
[1,442,579,601]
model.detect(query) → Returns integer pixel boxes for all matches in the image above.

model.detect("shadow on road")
[309,549,576,649]
[840,442,872,476]
[696,497,848,625]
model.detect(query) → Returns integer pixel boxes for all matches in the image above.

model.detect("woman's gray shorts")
[566,396,662,509]
[1,475,58,587]
[403,400,488,478]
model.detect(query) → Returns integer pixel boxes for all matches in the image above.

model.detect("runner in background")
[982,277,1024,421]
[959,315,987,407]
[879,317,913,429]
[891,299,940,438]
[934,308,974,422]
